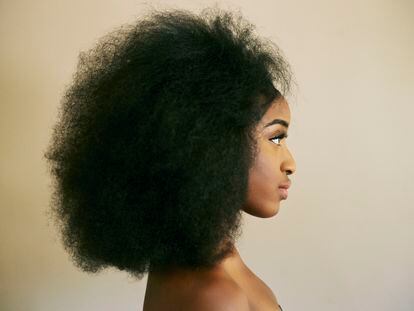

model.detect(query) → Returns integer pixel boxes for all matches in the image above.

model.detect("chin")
[243,202,280,218]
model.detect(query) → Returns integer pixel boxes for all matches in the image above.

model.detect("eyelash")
[270,133,288,146]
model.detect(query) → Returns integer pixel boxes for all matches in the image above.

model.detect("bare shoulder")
[182,277,250,311]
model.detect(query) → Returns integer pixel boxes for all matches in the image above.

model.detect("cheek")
[252,146,279,183]
[248,146,280,197]
[244,147,281,217]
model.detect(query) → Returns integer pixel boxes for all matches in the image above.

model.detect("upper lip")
[278,181,291,189]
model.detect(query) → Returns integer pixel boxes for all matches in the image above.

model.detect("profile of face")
[243,97,296,218]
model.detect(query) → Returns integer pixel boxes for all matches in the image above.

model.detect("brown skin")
[243,96,296,217]
[143,97,296,310]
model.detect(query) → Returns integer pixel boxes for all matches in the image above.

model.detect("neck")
[216,245,249,277]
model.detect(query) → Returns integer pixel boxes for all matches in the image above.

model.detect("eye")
[270,133,288,146]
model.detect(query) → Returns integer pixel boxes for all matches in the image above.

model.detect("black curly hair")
[44,7,291,280]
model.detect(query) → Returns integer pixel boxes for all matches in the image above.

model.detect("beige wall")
[1,0,413,310]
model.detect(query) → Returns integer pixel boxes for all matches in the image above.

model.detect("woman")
[44,7,296,310]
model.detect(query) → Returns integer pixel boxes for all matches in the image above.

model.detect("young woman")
[44,7,296,310]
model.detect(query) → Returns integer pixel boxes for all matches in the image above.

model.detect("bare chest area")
[144,268,282,311]
[238,272,282,311]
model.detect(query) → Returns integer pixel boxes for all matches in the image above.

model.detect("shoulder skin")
[182,277,250,311]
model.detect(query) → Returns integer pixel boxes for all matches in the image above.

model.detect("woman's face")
[243,97,296,217]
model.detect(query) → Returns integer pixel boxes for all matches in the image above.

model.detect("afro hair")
[44,7,291,280]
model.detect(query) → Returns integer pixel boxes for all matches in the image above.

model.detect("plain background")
[1,0,413,310]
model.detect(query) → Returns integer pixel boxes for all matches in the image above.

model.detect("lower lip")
[278,188,288,200]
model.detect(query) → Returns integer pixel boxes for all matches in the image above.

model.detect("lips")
[278,181,291,200]
[278,188,288,200]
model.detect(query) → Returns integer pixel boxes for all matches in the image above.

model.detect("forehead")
[260,97,291,125]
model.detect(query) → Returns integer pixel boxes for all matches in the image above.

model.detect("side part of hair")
[44,7,291,279]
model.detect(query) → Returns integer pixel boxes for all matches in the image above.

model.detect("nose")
[281,145,296,176]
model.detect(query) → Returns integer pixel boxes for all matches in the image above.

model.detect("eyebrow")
[264,119,289,128]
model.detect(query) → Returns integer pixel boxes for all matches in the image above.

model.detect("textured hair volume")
[44,7,291,279]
